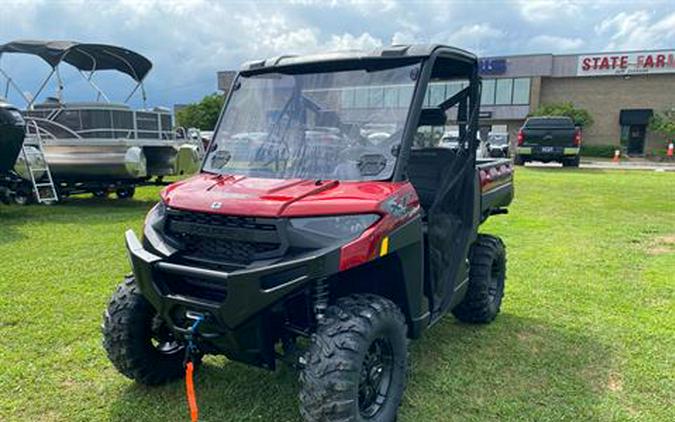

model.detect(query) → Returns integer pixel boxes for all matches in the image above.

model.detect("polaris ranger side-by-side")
[103,45,514,421]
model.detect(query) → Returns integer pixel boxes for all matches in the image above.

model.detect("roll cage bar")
[0,40,152,109]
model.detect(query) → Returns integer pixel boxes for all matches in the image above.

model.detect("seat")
[407,147,456,211]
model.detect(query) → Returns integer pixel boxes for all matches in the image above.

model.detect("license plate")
[541,146,554,153]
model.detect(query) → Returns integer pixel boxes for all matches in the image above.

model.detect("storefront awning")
[620,109,653,125]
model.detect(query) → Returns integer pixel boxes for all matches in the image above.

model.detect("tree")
[649,110,675,141]
[528,101,594,128]
[175,93,225,130]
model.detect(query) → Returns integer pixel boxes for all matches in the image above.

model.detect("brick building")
[477,49,674,155]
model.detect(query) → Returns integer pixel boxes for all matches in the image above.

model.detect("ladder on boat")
[21,119,59,204]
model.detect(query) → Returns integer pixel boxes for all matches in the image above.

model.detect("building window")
[495,79,513,105]
[354,87,368,108]
[368,87,384,107]
[445,81,464,99]
[383,87,398,107]
[398,85,414,108]
[482,79,495,105]
[426,83,446,106]
[512,78,530,105]
[482,77,531,106]
[341,89,355,108]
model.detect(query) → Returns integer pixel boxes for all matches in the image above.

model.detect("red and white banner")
[577,51,675,76]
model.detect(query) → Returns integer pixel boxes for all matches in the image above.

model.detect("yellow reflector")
[380,237,389,257]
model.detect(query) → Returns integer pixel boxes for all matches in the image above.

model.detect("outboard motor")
[0,100,27,203]
[0,100,26,173]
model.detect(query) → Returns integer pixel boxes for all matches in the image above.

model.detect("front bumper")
[127,229,340,329]
[126,229,340,365]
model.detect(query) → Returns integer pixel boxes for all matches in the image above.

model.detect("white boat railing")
[25,106,175,141]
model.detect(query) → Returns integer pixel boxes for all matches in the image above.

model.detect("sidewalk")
[525,158,675,171]
[580,157,675,171]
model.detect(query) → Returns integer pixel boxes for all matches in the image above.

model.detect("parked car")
[102,44,514,422]
[515,116,581,167]
[487,132,509,157]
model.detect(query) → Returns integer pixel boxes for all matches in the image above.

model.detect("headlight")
[144,200,167,230]
[289,214,380,241]
[142,200,176,257]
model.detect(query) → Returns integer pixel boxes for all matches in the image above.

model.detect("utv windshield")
[204,63,420,180]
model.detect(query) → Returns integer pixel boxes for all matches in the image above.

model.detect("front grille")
[165,209,285,265]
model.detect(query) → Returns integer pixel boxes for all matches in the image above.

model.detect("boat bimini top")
[0,40,153,108]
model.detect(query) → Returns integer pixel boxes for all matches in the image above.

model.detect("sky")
[0,0,674,108]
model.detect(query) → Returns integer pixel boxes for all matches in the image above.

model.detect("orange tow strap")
[185,361,199,422]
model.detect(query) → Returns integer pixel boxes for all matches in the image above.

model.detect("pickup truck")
[515,116,581,167]
[102,44,514,422]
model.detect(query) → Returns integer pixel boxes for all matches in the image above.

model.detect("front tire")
[102,276,190,385]
[452,234,506,323]
[299,294,408,422]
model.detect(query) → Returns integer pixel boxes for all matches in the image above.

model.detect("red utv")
[103,44,514,421]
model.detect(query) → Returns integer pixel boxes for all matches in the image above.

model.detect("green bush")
[580,144,617,158]
[649,110,675,140]
[529,102,594,128]
[646,147,668,158]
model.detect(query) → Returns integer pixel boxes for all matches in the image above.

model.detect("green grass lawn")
[1,168,673,421]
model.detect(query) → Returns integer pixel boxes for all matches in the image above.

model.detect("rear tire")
[562,156,580,167]
[452,234,506,323]
[102,276,193,385]
[513,155,525,166]
[299,294,408,422]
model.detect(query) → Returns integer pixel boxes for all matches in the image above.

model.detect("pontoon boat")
[0,40,201,202]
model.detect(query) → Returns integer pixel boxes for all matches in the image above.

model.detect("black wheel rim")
[358,337,394,418]
[150,314,182,356]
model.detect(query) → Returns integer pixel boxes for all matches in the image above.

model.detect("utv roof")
[240,44,477,74]
[0,40,152,82]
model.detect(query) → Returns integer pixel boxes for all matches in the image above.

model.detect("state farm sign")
[577,51,675,76]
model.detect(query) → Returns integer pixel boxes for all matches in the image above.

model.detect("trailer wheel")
[102,276,195,385]
[115,186,135,199]
[13,188,34,205]
[93,190,109,198]
[299,294,408,422]
[452,234,506,323]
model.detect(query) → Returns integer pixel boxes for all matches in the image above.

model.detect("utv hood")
[161,173,405,217]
